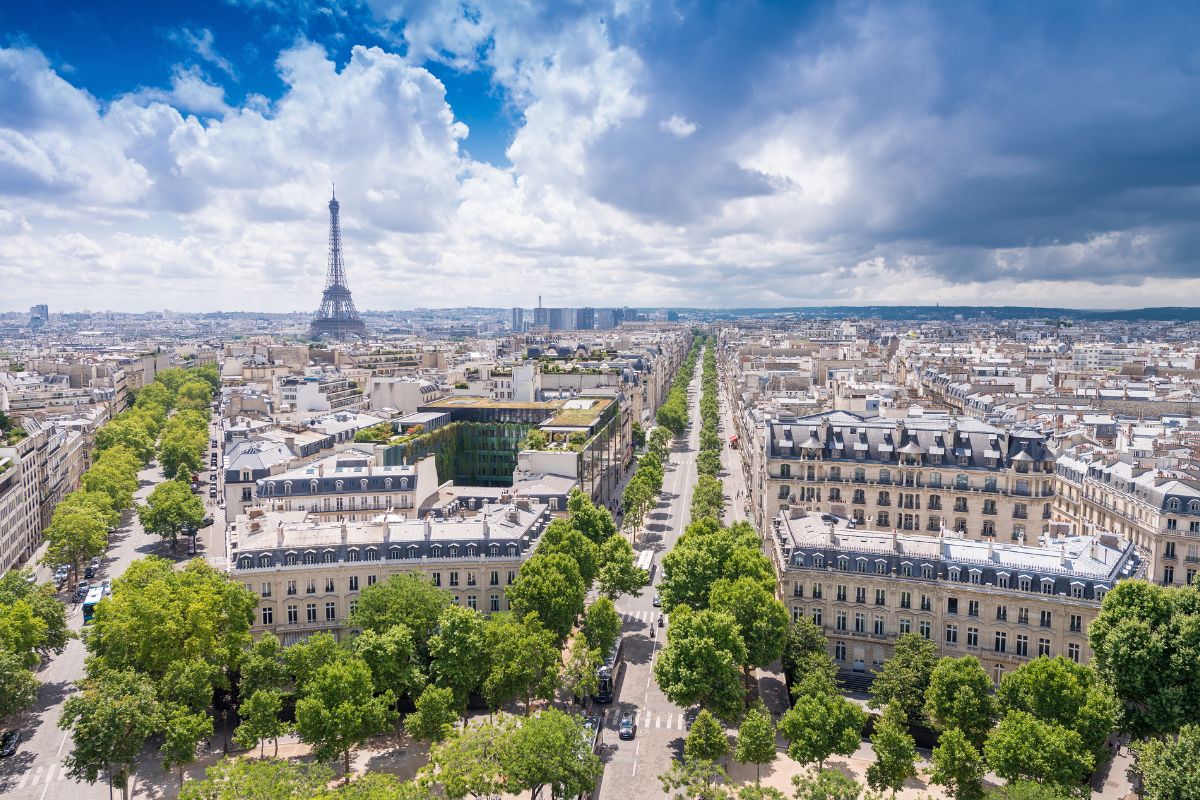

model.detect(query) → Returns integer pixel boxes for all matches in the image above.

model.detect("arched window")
[258,554,272,568]
[449,545,460,558]
[389,547,402,560]
[347,548,361,562]
[322,550,335,563]
[284,481,292,495]
[365,548,379,562]
[813,554,824,568]
[431,545,443,558]
[303,551,317,565]
[955,474,969,490]
[489,544,500,557]
[335,480,344,492]
[400,478,409,490]
[239,556,253,569]
[266,482,275,495]
[1190,500,1200,512]
[310,480,318,493]
[466,544,478,557]
[506,544,518,556]
[837,557,848,571]
[1167,498,1181,511]
[285,552,298,566]
[360,479,369,491]
[408,545,420,558]
[384,478,393,490]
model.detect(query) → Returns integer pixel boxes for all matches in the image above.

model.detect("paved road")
[1,415,224,800]
[595,353,704,799]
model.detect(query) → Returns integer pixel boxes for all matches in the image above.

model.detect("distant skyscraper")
[576,307,595,330]
[511,307,524,332]
[310,190,368,340]
[533,296,548,328]
[547,307,567,331]
[28,304,48,327]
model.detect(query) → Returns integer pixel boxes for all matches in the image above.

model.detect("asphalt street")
[594,352,703,799]
[0,415,224,800]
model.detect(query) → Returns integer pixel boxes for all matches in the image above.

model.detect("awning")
[927,445,945,454]
[854,442,869,450]
[877,443,894,452]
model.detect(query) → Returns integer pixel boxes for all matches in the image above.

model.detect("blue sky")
[1,0,1199,312]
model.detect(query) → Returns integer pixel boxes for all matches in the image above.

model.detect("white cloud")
[172,27,237,79]
[660,114,697,137]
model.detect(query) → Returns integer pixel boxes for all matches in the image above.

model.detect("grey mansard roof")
[257,450,421,497]
[766,411,1051,468]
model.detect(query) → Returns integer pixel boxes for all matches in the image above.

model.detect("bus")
[593,635,624,704]
[81,585,106,624]
[636,549,655,583]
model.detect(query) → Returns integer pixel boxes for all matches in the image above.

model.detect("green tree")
[581,597,621,655]
[422,716,509,800]
[869,633,938,723]
[235,689,288,756]
[983,710,1094,788]
[653,607,748,723]
[60,669,163,800]
[923,656,996,748]
[0,570,71,658]
[88,558,256,695]
[295,656,396,782]
[159,659,221,713]
[507,553,586,641]
[560,637,600,707]
[239,632,288,698]
[42,504,109,584]
[0,649,39,720]
[690,474,726,522]
[524,429,548,450]
[990,782,1075,800]
[866,702,917,797]
[284,631,347,691]
[180,757,333,800]
[1087,579,1200,736]
[482,612,560,714]
[429,605,488,713]
[352,624,425,713]
[928,728,985,800]
[791,768,863,800]
[782,617,836,688]
[137,479,205,549]
[536,519,600,585]
[135,381,174,411]
[95,418,155,465]
[175,379,214,410]
[686,708,731,764]
[709,576,789,680]
[658,757,729,800]
[778,687,867,770]
[736,786,788,800]
[161,705,214,784]
[1130,724,1200,800]
[996,656,1118,756]
[349,573,450,648]
[596,534,648,598]
[56,488,121,529]
[0,599,49,669]
[322,773,426,800]
[697,449,723,478]
[734,701,777,784]
[567,488,617,546]
[631,421,646,449]
[501,708,603,800]
[83,451,140,511]
[406,684,459,745]
[621,476,655,545]
[158,428,206,480]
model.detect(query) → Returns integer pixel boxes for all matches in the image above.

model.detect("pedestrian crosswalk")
[11,762,70,790]
[622,610,653,624]
[634,710,688,731]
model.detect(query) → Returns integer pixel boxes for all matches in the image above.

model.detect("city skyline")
[2,2,1199,312]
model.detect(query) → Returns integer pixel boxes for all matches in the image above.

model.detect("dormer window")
[400,478,409,490]
[385,478,393,490]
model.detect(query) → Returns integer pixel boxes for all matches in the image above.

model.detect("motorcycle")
[657,614,665,627]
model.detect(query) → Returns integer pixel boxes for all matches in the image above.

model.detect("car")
[73,583,90,601]
[84,565,96,579]
[209,486,218,497]
[100,579,112,593]
[54,565,69,578]
[652,594,661,607]
[617,713,636,740]
[0,729,18,757]
[201,516,214,528]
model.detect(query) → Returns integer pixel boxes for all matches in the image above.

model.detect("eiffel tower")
[310,189,368,339]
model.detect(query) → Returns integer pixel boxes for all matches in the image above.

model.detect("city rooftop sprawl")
[4,288,1200,800]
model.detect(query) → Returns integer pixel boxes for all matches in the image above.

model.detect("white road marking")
[56,732,68,757]
[631,760,638,778]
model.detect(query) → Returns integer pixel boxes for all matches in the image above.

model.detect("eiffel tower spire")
[310,189,368,340]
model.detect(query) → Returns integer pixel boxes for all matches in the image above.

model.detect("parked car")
[83,565,96,579]
[209,486,218,498]
[0,729,18,757]
[618,713,636,740]
[652,594,661,607]
[74,581,90,601]
[201,516,214,528]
